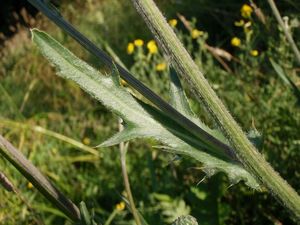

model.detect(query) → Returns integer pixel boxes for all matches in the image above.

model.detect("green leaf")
[270,58,300,103]
[79,202,92,225]
[169,70,263,151]
[169,69,260,151]
[169,69,228,144]
[169,68,195,119]
[79,201,97,225]
[31,29,259,189]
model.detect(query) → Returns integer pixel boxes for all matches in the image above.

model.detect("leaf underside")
[31,29,260,189]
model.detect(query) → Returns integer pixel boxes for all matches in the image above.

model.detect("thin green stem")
[267,0,300,65]
[118,118,142,225]
[0,118,99,156]
[130,0,300,220]
[109,43,142,225]
[104,209,118,225]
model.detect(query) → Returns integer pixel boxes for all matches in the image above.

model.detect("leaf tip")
[30,28,41,41]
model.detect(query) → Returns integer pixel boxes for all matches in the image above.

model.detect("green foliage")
[31,29,259,190]
[152,193,191,223]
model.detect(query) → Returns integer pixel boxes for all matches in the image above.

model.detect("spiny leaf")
[99,124,143,147]
[169,68,195,119]
[32,29,259,189]
[169,69,228,144]
[169,70,263,151]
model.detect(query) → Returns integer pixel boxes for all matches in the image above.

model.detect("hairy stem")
[130,0,300,220]
[267,0,300,65]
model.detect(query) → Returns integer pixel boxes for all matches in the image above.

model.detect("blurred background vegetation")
[0,0,299,224]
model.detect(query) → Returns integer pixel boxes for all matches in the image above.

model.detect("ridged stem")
[130,0,300,220]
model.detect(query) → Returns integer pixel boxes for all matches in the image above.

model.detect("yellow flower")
[231,37,241,47]
[82,137,91,145]
[156,62,167,71]
[191,29,204,39]
[116,202,126,211]
[134,39,144,47]
[250,49,259,56]
[27,182,33,189]
[234,19,245,27]
[147,40,158,54]
[127,42,135,54]
[241,4,253,18]
[168,19,178,28]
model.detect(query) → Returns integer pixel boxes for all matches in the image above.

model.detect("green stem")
[0,118,99,156]
[104,209,118,225]
[130,0,300,220]
[267,0,300,65]
[118,119,142,225]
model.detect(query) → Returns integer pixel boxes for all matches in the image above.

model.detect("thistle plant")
[130,0,300,220]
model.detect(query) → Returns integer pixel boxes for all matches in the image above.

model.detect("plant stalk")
[267,0,300,65]
[130,0,300,220]
[0,135,81,222]
[104,209,118,225]
[118,119,142,225]
[0,118,99,156]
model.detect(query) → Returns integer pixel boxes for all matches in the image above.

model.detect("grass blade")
[270,58,300,103]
